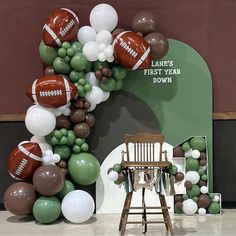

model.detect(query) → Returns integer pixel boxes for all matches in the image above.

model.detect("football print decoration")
[113,31,152,70]
[8,141,43,180]
[26,75,77,108]
[43,8,79,47]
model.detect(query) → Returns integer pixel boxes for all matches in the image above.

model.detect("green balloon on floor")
[33,196,61,224]
[186,157,199,171]
[57,180,75,200]
[208,202,220,214]
[187,184,200,198]
[68,153,100,185]
[190,137,206,151]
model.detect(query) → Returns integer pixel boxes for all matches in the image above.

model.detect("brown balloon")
[173,146,184,157]
[61,168,68,176]
[198,194,211,208]
[184,181,192,190]
[3,182,36,215]
[174,195,183,203]
[118,172,125,182]
[107,167,113,175]
[44,66,55,76]
[85,113,95,127]
[132,11,158,35]
[95,70,102,79]
[198,180,207,187]
[175,201,183,210]
[144,32,169,59]
[33,165,65,196]
[57,160,67,168]
[175,172,185,181]
[73,122,90,138]
[83,100,91,110]
[200,159,207,166]
[70,109,86,123]
[56,115,72,129]
[112,28,125,38]
[200,152,207,160]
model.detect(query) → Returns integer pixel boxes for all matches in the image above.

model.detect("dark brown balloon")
[198,180,207,187]
[56,115,72,129]
[132,11,158,35]
[44,66,55,76]
[136,32,144,37]
[184,181,192,190]
[174,195,183,203]
[107,167,113,175]
[85,113,95,127]
[3,182,36,215]
[95,70,102,79]
[102,67,110,77]
[175,201,183,210]
[101,76,108,83]
[57,160,67,168]
[198,194,211,208]
[112,28,125,38]
[33,165,65,196]
[70,109,86,123]
[200,159,207,166]
[200,152,207,160]
[73,122,90,138]
[144,32,169,59]
[83,100,91,110]
[118,172,125,182]
[61,168,68,176]
[73,99,84,109]
[173,146,184,157]
[175,172,184,181]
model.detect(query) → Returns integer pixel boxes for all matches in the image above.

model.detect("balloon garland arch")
[4,4,171,224]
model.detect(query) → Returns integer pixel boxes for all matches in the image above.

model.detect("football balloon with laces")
[26,75,77,108]
[8,141,43,180]
[112,31,152,70]
[43,8,79,47]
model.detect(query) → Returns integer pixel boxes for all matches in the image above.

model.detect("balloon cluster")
[107,163,125,185]
[173,136,221,215]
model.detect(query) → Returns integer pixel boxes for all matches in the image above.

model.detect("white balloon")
[98,43,106,52]
[77,26,97,45]
[192,150,201,159]
[102,92,110,101]
[104,47,113,58]
[198,208,206,215]
[184,149,193,158]
[42,155,52,165]
[175,164,184,173]
[98,52,106,62]
[88,102,96,112]
[89,3,118,32]
[213,194,220,202]
[96,30,112,45]
[85,72,99,86]
[38,143,52,155]
[62,190,95,223]
[45,150,53,156]
[85,86,104,105]
[30,136,45,143]
[185,171,200,184]
[108,171,118,181]
[107,55,114,62]
[200,186,208,194]
[182,199,198,215]
[63,107,71,116]
[25,105,56,136]
[82,42,99,61]
[51,154,61,163]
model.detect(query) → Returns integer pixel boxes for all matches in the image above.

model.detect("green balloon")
[62,42,71,49]
[208,202,220,214]
[114,80,123,91]
[209,193,215,199]
[73,144,81,153]
[54,130,63,139]
[67,131,76,146]
[174,205,183,214]
[198,167,205,176]
[100,78,116,92]
[69,70,85,83]
[54,145,71,160]
[59,136,68,145]
[113,163,122,173]
[182,194,189,200]
[182,142,190,152]
[71,41,83,53]
[70,53,88,71]
[53,57,71,74]
[84,61,94,73]
[39,41,58,65]
[57,180,75,200]
[68,153,100,185]
[75,138,84,146]
[67,47,75,57]
[58,48,67,58]
[81,143,89,152]
[201,174,208,181]
[33,196,61,224]
[112,65,127,80]
[187,184,200,198]
[193,197,199,202]
[94,61,110,71]
[168,165,178,175]
[51,137,59,145]
[186,157,199,171]
[190,137,206,151]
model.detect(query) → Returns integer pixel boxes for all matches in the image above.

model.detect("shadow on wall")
[87,90,161,165]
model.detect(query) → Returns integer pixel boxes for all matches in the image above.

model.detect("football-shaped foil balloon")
[26,75,77,108]
[112,31,152,70]
[8,142,43,180]
[43,8,79,47]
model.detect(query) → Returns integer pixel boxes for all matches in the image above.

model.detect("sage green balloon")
[182,142,190,152]
[53,57,71,74]
[70,53,88,71]
[208,202,220,214]
[68,153,100,185]
[33,196,61,224]
[114,80,123,91]
[39,41,58,65]
[71,41,83,53]
[54,145,71,160]
[84,61,94,73]
[186,184,200,198]
[113,163,122,173]
[112,65,127,80]
[168,165,178,175]
[186,157,199,171]
[190,137,206,151]
[57,180,75,200]
[100,78,116,92]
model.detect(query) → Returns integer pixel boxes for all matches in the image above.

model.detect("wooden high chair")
[119,133,174,235]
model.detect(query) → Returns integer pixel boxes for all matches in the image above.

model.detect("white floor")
[0,209,235,236]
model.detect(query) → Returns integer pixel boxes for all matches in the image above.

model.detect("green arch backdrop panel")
[122,39,213,191]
